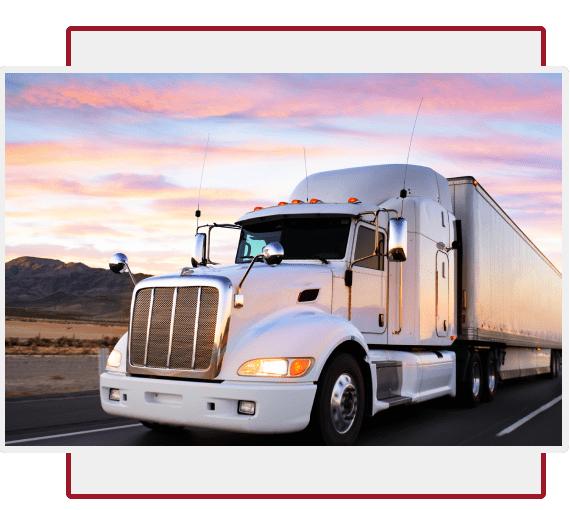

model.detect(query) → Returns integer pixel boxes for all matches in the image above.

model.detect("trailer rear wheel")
[548,351,560,379]
[312,353,365,446]
[460,352,482,407]
[481,351,497,401]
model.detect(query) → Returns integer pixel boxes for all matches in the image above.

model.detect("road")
[5,375,562,446]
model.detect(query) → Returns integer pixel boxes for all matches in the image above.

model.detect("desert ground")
[5,318,127,340]
[5,355,103,397]
[5,318,122,396]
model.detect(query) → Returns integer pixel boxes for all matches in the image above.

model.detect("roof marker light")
[473,180,478,186]
[278,202,288,206]
[254,207,263,211]
[309,198,322,204]
[291,199,304,204]
[348,197,360,203]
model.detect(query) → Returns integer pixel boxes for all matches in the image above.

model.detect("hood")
[141,262,334,338]
[128,262,336,380]
[186,262,332,292]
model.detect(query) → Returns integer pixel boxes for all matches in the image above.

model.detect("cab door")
[436,251,449,337]
[350,223,387,344]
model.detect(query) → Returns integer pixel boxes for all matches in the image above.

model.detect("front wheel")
[311,353,365,446]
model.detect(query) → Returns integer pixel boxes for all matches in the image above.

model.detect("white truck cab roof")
[236,163,452,225]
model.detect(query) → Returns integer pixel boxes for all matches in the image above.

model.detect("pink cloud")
[415,134,561,169]
[5,139,327,169]
[7,74,562,123]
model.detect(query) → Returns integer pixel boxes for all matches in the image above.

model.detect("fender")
[219,307,369,382]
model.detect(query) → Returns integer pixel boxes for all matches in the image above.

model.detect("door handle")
[379,314,384,327]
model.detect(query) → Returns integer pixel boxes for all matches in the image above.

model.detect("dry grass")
[5,335,120,355]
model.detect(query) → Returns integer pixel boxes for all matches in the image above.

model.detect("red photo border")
[64,25,548,500]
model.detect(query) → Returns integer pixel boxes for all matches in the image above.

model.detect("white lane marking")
[5,423,142,445]
[496,395,562,437]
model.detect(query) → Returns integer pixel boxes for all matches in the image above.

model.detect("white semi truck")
[100,164,562,445]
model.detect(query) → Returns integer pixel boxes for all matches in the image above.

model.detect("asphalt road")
[5,374,562,446]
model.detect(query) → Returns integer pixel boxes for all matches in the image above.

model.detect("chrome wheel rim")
[488,360,496,393]
[330,373,358,434]
[472,362,481,397]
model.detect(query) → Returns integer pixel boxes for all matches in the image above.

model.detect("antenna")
[402,97,423,193]
[196,133,210,229]
[401,98,423,215]
[303,146,309,202]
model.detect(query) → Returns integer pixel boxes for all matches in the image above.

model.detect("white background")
[0,25,568,495]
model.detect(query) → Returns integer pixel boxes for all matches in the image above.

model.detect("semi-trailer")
[100,163,562,445]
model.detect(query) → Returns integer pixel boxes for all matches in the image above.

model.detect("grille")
[130,286,219,371]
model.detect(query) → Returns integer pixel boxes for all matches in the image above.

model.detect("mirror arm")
[123,262,137,287]
[237,255,263,295]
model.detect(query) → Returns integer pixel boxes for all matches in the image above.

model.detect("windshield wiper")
[313,255,330,264]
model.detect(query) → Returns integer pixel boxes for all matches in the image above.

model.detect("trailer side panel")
[449,177,561,349]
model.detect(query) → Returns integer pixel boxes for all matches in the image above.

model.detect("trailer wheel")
[481,351,497,401]
[461,352,482,407]
[548,351,559,379]
[140,421,183,433]
[312,353,365,446]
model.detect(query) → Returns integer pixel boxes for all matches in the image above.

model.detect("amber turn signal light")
[289,359,311,377]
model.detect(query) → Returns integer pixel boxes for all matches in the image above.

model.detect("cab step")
[378,396,412,407]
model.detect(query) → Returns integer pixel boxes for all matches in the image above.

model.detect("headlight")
[106,349,122,368]
[238,358,313,377]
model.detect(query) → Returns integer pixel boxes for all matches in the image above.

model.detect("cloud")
[52,223,128,237]
[6,74,562,123]
[415,134,561,170]
[5,139,328,169]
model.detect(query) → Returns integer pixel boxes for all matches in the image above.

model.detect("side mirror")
[109,253,136,286]
[190,233,207,267]
[109,252,128,274]
[262,242,284,266]
[388,218,408,262]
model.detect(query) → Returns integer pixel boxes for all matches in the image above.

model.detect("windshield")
[236,217,352,263]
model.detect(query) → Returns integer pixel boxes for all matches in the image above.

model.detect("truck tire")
[312,353,365,446]
[548,351,559,379]
[140,421,183,433]
[461,351,482,407]
[481,351,498,402]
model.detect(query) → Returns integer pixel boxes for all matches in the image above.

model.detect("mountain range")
[5,256,152,321]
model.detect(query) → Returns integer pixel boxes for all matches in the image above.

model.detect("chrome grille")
[130,286,219,371]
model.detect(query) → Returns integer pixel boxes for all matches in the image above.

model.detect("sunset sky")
[5,73,563,274]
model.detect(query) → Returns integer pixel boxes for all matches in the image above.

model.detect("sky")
[4,73,563,274]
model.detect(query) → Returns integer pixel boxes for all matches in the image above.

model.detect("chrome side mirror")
[109,253,137,286]
[262,242,284,266]
[190,233,207,267]
[388,218,408,262]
